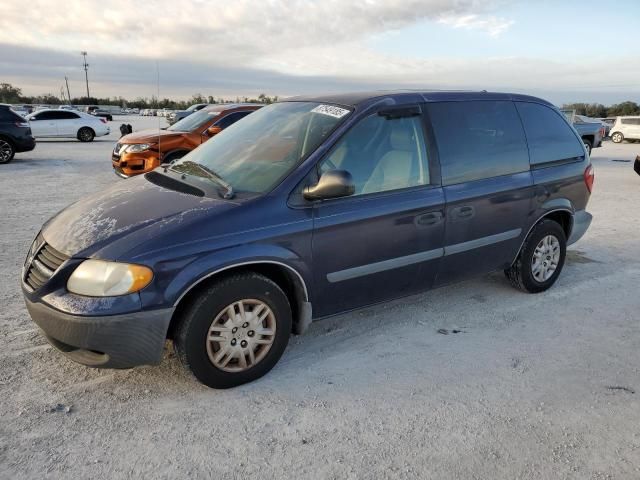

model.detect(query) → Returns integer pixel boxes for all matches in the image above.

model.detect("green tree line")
[561,101,640,117]
[0,82,278,109]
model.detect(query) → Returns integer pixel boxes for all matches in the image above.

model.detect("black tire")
[0,138,15,164]
[504,219,567,293]
[582,138,592,155]
[174,272,292,388]
[611,132,624,144]
[77,127,95,142]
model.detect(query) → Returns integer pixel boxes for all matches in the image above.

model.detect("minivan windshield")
[170,102,351,194]
[167,109,219,132]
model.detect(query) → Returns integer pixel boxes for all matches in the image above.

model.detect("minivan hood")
[119,129,182,144]
[41,175,236,258]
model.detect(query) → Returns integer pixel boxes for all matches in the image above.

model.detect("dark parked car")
[21,91,593,388]
[0,105,35,164]
[91,109,113,121]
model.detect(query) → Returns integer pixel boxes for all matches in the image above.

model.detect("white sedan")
[25,109,110,142]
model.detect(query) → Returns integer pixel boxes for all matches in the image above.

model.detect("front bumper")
[567,210,592,246]
[112,151,159,177]
[25,298,174,369]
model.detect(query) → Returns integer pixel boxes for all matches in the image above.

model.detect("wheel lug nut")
[232,327,238,333]
[242,322,249,328]
[248,330,255,337]
[240,340,248,348]
[231,339,237,346]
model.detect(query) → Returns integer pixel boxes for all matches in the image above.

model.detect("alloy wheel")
[0,140,13,163]
[531,234,560,282]
[206,299,276,372]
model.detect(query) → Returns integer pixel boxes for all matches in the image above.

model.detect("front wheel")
[174,273,292,388]
[0,138,15,164]
[611,132,624,143]
[583,139,592,155]
[77,127,95,142]
[505,219,567,293]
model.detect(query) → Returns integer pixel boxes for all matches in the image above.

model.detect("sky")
[0,0,639,105]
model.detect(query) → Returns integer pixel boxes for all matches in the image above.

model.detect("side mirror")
[207,126,222,136]
[304,170,355,201]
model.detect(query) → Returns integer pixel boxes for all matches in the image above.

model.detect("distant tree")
[0,83,23,103]
[607,101,640,116]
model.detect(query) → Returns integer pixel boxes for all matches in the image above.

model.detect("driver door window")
[319,112,430,196]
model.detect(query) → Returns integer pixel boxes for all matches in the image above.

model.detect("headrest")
[389,125,413,151]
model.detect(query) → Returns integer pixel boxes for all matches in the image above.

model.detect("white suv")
[609,116,640,144]
[25,109,110,142]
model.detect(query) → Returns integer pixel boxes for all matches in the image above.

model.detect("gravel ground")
[1,116,639,479]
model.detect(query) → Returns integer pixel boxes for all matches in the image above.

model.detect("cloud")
[437,14,514,36]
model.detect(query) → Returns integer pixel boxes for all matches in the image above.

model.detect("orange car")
[112,104,261,178]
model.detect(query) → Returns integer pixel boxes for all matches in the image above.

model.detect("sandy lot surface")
[1,116,639,479]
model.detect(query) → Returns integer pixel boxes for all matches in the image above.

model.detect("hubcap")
[206,299,276,372]
[531,235,560,282]
[0,140,12,162]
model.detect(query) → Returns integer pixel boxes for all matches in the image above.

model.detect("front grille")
[24,238,69,291]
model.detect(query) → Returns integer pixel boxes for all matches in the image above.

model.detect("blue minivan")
[21,91,594,388]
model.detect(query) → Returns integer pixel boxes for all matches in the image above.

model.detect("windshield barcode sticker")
[311,104,350,118]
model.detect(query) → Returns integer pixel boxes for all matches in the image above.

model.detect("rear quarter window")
[427,100,530,185]
[515,102,584,164]
[0,109,21,122]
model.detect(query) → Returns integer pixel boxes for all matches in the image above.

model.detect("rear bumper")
[14,135,36,153]
[25,298,174,369]
[568,210,592,246]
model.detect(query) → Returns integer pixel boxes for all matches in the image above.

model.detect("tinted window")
[428,101,529,185]
[516,102,584,164]
[57,111,79,119]
[33,111,67,120]
[0,109,21,122]
[319,112,430,195]
[621,118,640,125]
[215,111,253,129]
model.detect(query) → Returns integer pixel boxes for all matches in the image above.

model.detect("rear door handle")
[416,211,443,226]
[453,206,475,219]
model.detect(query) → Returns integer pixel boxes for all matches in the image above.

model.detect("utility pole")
[81,51,90,99]
[65,76,72,105]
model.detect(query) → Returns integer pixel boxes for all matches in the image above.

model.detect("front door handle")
[416,211,443,226]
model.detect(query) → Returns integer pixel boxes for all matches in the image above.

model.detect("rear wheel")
[611,132,624,143]
[174,273,292,388]
[0,138,15,164]
[77,127,95,142]
[505,219,567,293]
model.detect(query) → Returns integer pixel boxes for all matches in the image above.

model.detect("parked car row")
[21,91,598,389]
[113,104,260,177]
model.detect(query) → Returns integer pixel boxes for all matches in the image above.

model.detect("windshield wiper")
[170,161,235,199]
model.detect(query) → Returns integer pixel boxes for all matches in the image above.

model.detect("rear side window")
[215,111,252,129]
[0,109,21,122]
[428,101,530,185]
[621,118,640,125]
[516,102,584,164]
[57,111,79,119]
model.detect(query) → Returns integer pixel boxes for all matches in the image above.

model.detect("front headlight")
[124,143,152,153]
[67,260,153,297]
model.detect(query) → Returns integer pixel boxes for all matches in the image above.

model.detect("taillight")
[100,118,107,124]
[584,164,594,193]
[15,121,29,128]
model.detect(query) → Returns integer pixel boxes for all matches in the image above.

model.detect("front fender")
[141,243,312,309]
